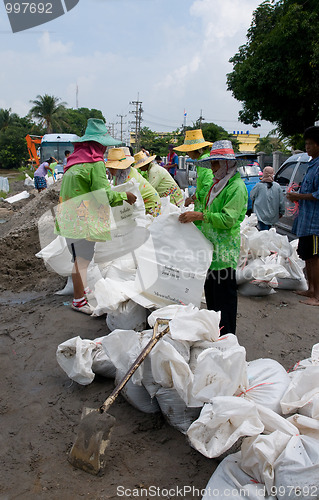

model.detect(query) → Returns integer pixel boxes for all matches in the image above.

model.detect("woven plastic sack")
[187,397,264,458]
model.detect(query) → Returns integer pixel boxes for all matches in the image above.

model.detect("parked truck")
[25,133,79,171]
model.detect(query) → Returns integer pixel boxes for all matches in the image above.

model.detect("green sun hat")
[76,118,122,147]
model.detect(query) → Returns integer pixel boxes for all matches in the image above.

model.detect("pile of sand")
[0,180,65,292]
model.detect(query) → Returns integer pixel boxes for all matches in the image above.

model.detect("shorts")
[297,235,319,261]
[34,176,47,190]
[66,238,95,262]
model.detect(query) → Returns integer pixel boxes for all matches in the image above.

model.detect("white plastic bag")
[155,387,201,434]
[202,452,275,500]
[36,236,74,277]
[115,369,160,414]
[101,329,152,385]
[134,213,213,308]
[56,336,96,385]
[150,337,199,407]
[192,346,247,402]
[238,358,291,414]
[274,435,319,500]
[280,366,319,418]
[187,397,264,458]
[106,300,148,332]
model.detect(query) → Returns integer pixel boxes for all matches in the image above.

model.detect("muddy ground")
[0,177,317,500]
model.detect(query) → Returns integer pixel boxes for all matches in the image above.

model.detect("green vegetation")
[227,0,319,139]
[0,95,107,170]
[140,122,238,157]
[29,94,67,133]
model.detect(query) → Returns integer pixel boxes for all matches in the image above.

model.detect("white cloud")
[0,0,273,136]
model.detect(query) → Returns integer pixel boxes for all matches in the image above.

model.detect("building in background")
[232,131,260,153]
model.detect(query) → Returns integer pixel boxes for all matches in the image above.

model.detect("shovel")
[68,318,170,475]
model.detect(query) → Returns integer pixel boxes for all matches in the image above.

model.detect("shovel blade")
[68,407,116,475]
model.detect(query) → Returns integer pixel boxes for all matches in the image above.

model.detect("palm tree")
[29,94,67,133]
[0,108,19,131]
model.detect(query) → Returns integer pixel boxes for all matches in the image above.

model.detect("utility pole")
[183,109,187,136]
[198,109,204,128]
[76,84,79,109]
[129,95,143,153]
[108,122,116,138]
[117,114,127,143]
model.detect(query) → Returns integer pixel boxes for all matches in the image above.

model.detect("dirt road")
[0,179,317,499]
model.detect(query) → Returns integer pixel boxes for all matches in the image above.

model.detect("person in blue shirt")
[287,126,319,306]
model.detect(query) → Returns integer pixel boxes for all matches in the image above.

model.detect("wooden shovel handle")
[100,318,170,413]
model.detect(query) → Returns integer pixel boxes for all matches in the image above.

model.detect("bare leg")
[294,260,315,297]
[72,256,90,299]
[300,257,319,306]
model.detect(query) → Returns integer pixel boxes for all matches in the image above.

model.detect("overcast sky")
[0,0,274,142]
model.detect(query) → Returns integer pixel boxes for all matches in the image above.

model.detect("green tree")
[139,127,180,156]
[0,123,29,169]
[227,0,319,136]
[255,132,290,154]
[0,108,19,131]
[29,94,67,133]
[63,107,105,136]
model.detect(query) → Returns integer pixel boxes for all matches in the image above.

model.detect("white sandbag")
[55,275,74,295]
[280,366,319,418]
[274,435,319,500]
[287,414,319,440]
[291,343,319,371]
[276,277,307,290]
[101,329,153,385]
[192,346,247,403]
[189,335,239,373]
[255,404,299,436]
[93,278,130,315]
[0,176,9,193]
[36,235,74,276]
[246,231,272,259]
[56,336,96,385]
[91,336,116,379]
[115,369,160,414]
[141,356,161,398]
[5,190,29,203]
[238,281,276,297]
[266,229,292,258]
[147,303,196,327]
[24,173,34,187]
[238,358,291,414]
[187,397,264,458]
[150,338,199,407]
[202,452,275,500]
[240,431,293,495]
[169,308,221,342]
[102,253,137,282]
[134,213,213,308]
[240,213,258,230]
[94,180,150,263]
[148,303,221,342]
[155,387,201,434]
[106,300,148,332]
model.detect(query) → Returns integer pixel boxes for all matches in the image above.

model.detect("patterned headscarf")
[206,160,238,206]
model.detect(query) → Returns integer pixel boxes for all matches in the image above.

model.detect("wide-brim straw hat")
[174,129,212,152]
[198,140,236,164]
[106,147,135,169]
[77,118,122,147]
[133,151,156,169]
